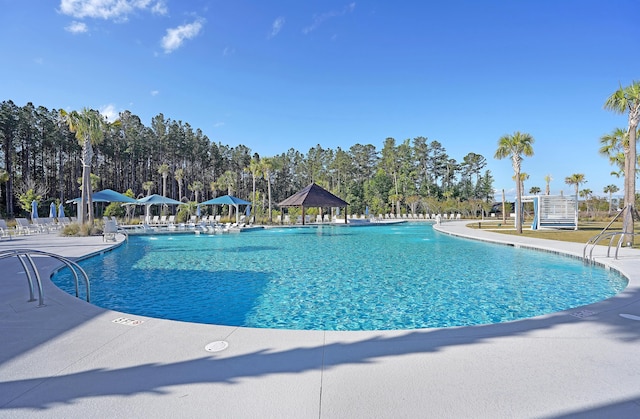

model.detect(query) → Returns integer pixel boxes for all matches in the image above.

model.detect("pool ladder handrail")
[0,249,90,307]
[583,205,638,263]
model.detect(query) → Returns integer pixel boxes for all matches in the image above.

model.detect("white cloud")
[161,18,205,54]
[150,90,159,96]
[150,1,168,15]
[303,2,356,34]
[269,16,285,38]
[65,21,88,33]
[59,0,167,21]
[213,121,224,128]
[100,104,119,122]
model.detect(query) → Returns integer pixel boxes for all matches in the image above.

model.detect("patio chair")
[103,220,118,242]
[0,219,12,240]
[15,218,40,235]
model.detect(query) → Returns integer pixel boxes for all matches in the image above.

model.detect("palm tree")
[60,108,113,224]
[579,188,592,217]
[216,170,237,218]
[513,172,529,196]
[174,168,184,201]
[260,157,277,223]
[188,181,204,202]
[564,173,586,198]
[529,186,541,195]
[599,127,628,174]
[565,173,585,222]
[142,181,154,196]
[494,131,535,233]
[604,81,640,242]
[544,174,552,195]
[158,164,170,197]
[603,184,620,215]
[244,156,262,217]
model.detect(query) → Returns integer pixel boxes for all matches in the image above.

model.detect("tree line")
[0,100,498,221]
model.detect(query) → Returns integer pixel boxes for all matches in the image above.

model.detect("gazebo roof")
[278,183,348,207]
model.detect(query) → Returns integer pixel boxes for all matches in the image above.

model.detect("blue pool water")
[52,223,627,330]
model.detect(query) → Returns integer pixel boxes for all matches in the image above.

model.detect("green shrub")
[104,202,125,218]
[61,223,81,236]
[61,222,102,236]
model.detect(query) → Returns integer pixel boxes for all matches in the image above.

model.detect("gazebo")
[278,183,349,225]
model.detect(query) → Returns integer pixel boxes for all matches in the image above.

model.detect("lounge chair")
[16,218,40,235]
[103,220,118,242]
[0,219,12,240]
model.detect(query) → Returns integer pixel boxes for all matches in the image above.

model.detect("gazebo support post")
[302,206,306,225]
[344,206,348,224]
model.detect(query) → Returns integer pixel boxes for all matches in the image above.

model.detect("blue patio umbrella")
[245,204,251,216]
[136,194,182,223]
[31,200,38,220]
[58,203,65,219]
[196,205,201,217]
[200,195,250,224]
[66,189,138,204]
[49,202,57,218]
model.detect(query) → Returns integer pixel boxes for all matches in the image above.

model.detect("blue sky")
[1,0,638,200]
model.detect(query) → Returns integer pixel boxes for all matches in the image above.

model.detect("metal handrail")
[582,205,637,263]
[117,227,129,242]
[583,231,639,263]
[0,249,90,307]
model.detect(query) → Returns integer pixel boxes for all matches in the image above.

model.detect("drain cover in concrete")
[570,309,596,318]
[112,317,144,326]
[205,341,229,352]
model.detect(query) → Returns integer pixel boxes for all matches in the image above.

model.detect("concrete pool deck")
[0,222,639,418]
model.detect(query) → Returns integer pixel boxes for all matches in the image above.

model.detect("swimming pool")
[52,223,627,330]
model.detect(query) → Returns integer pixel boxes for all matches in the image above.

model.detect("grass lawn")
[466,219,640,249]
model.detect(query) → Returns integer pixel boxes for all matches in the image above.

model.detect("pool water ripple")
[52,223,627,330]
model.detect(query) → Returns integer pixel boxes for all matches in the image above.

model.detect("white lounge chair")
[0,219,12,240]
[16,218,39,235]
